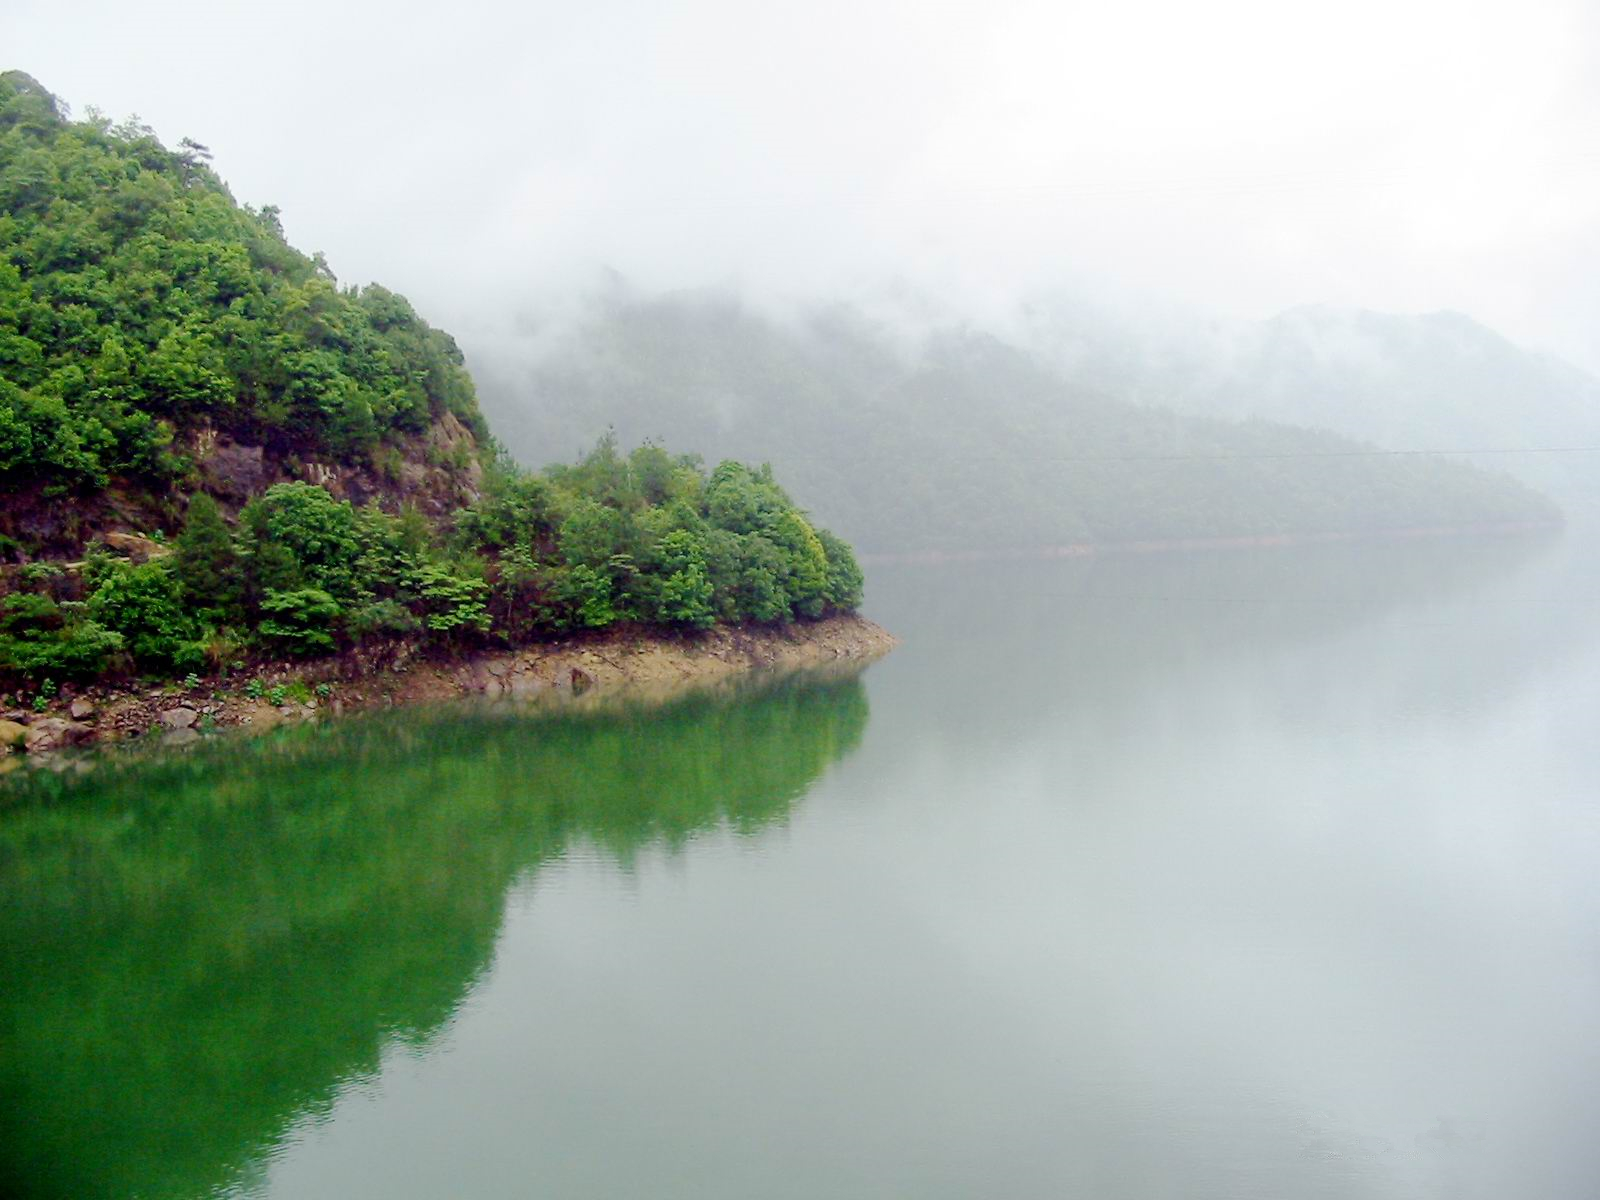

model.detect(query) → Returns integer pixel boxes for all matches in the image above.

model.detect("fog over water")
[6,7,1600,1197]
[7,0,1600,369]
[7,534,1600,1199]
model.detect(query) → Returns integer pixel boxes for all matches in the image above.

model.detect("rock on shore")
[0,614,897,761]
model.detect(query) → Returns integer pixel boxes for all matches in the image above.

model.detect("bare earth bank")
[0,614,898,762]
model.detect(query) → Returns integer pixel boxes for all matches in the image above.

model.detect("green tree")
[771,510,830,618]
[239,483,359,598]
[654,529,715,628]
[173,493,240,616]
[86,557,204,672]
[817,528,863,611]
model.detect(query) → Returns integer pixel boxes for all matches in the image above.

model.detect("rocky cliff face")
[1,412,483,559]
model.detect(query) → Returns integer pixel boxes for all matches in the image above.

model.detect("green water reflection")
[0,672,870,1200]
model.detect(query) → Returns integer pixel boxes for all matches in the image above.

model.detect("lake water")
[5,532,1600,1199]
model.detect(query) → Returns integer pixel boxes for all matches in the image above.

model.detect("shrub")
[407,563,490,636]
[257,587,341,656]
[0,594,123,680]
[346,598,420,639]
[86,557,205,672]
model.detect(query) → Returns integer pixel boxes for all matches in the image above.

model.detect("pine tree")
[173,493,240,617]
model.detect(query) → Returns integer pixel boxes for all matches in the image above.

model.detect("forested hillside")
[471,289,1562,556]
[0,71,489,553]
[0,73,862,690]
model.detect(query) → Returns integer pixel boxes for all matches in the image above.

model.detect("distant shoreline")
[859,520,1563,566]
[0,614,898,763]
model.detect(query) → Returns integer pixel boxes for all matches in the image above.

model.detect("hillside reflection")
[0,671,871,1200]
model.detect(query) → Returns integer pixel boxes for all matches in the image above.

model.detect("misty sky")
[7,0,1600,366]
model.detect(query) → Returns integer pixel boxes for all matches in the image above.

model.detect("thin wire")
[756,444,1600,464]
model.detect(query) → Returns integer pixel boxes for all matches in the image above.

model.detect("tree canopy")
[0,75,865,689]
[0,70,484,497]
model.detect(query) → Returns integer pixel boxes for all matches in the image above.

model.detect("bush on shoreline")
[0,437,863,689]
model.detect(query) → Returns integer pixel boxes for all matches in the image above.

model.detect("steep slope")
[0,75,868,697]
[471,289,1561,556]
[0,70,485,557]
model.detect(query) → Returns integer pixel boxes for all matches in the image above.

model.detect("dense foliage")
[0,70,483,493]
[0,74,864,689]
[0,436,863,683]
[474,290,1563,554]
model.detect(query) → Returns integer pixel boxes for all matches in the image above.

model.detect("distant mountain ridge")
[471,288,1561,556]
[1022,301,1600,511]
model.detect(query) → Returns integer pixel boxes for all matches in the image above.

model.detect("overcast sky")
[7,0,1600,365]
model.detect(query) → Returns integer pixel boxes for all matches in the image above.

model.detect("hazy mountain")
[1023,302,1600,511]
[470,289,1558,556]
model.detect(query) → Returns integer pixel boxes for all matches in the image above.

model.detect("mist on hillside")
[8,0,1600,353]
[13,8,1600,1200]
[7,0,1599,544]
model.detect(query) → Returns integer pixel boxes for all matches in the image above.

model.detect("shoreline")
[858,520,1562,566]
[0,614,898,762]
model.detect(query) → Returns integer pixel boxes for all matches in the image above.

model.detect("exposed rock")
[0,719,27,753]
[158,706,198,730]
[507,675,547,698]
[238,701,283,729]
[162,727,200,747]
[0,615,897,761]
[196,435,267,502]
[303,461,338,489]
[23,718,94,753]
[68,698,96,720]
[102,531,169,560]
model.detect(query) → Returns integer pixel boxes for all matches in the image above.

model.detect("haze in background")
[6,0,1600,369]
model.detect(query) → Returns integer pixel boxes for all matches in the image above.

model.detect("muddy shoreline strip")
[0,614,898,764]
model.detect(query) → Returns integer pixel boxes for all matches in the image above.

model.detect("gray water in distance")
[5,531,1600,1199]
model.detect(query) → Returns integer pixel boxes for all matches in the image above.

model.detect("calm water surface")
[5,533,1600,1199]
